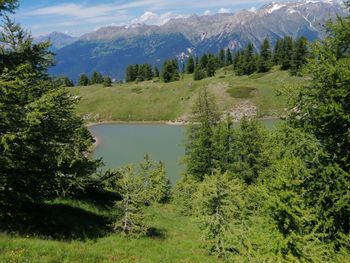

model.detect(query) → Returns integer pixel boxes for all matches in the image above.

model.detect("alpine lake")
[89,119,280,184]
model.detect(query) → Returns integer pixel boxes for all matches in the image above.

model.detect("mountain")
[35,32,77,50]
[49,0,347,80]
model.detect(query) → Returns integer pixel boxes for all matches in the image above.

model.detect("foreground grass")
[0,199,217,263]
[70,67,305,122]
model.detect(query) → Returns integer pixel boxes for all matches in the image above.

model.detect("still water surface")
[90,119,280,183]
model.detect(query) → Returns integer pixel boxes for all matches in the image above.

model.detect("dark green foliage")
[125,63,153,83]
[256,38,272,73]
[0,18,99,206]
[185,88,220,181]
[234,43,257,75]
[226,48,233,66]
[232,117,268,185]
[280,36,294,70]
[54,76,74,87]
[0,0,18,15]
[186,55,195,74]
[219,48,225,67]
[161,59,180,83]
[103,76,112,87]
[290,37,309,76]
[153,65,160,78]
[78,74,89,86]
[91,71,103,84]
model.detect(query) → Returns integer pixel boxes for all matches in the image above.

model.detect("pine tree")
[153,65,160,78]
[242,43,256,75]
[257,38,272,73]
[185,88,220,180]
[206,55,217,77]
[186,55,195,74]
[226,48,233,66]
[0,0,18,15]
[280,36,293,70]
[78,74,89,86]
[233,117,268,185]
[103,76,112,87]
[290,36,308,76]
[219,48,226,67]
[0,17,99,205]
[91,71,103,84]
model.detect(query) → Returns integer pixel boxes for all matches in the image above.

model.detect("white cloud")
[217,8,231,14]
[203,10,211,15]
[131,11,189,25]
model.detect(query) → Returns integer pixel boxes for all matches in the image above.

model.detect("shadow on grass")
[147,227,167,240]
[0,200,114,241]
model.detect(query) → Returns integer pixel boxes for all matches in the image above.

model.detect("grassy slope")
[70,67,305,122]
[0,199,217,263]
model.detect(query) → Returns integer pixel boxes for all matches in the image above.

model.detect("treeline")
[78,71,112,87]
[234,36,309,76]
[125,60,181,84]
[172,10,350,261]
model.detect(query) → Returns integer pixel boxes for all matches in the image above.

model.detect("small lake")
[90,119,280,183]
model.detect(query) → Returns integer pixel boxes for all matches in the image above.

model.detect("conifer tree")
[280,36,293,70]
[194,171,245,259]
[91,71,103,84]
[103,76,112,87]
[153,65,160,78]
[226,48,233,66]
[78,74,89,86]
[0,17,99,204]
[139,155,170,204]
[290,36,308,76]
[185,88,220,181]
[186,55,195,74]
[112,166,148,236]
[219,48,226,67]
[257,38,272,73]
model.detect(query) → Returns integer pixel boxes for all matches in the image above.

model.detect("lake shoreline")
[86,116,281,128]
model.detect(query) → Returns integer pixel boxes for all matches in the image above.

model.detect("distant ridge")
[47,0,346,79]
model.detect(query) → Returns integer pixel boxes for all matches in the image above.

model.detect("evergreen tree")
[139,155,170,204]
[206,55,217,77]
[161,59,180,83]
[112,166,148,236]
[193,66,206,81]
[186,55,195,74]
[233,117,268,185]
[273,39,283,65]
[199,54,209,69]
[280,36,293,70]
[91,71,103,84]
[226,48,233,66]
[194,171,245,259]
[78,74,89,86]
[0,0,18,14]
[243,43,256,75]
[54,76,74,87]
[185,88,220,181]
[153,65,160,78]
[257,38,272,73]
[103,76,112,87]
[290,36,308,76]
[219,48,226,67]
[0,17,99,205]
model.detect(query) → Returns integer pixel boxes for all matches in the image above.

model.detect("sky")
[14,0,287,37]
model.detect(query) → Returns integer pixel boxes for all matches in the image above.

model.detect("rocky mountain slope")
[47,0,347,80]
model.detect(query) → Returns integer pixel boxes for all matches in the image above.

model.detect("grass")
[0,196,217,263]
[69,67,306,122]
[227,86,256,99]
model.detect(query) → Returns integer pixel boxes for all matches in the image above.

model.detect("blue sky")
[14,0,282,37]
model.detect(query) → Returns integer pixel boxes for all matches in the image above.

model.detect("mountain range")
[41,0,347,80]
